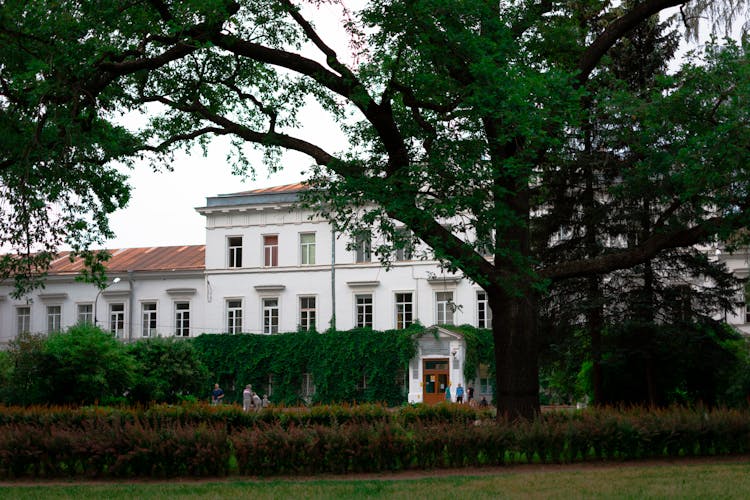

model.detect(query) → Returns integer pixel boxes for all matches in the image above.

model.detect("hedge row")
[0,402,489,429]
[0,405,748,478]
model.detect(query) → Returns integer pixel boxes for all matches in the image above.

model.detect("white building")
[0,184,493,404]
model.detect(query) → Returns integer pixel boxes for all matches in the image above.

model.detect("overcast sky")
[102,3,356,250]
[101,4,732,250]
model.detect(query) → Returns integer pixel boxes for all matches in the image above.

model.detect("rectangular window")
[263,298,279,334]
[142,302,157,337]
[300,233,316,265]
[436,291,454,325]
[175,302,190,337]
[395,292,413,329]
[110,303,125,338]
[228,236,243,268]
[356,294,373,328]
[263,235,279,267]
[477,291,491,329]
[17,307,30,335]
[47,305,62,333]
[301,372,315,400]
[299,296,316,331]
[227,299,243,334]
[77,304,93,325]
[395,229,413,261]
[354,233,371,263]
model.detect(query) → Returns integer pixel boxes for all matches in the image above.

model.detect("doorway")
[422,358,450,405]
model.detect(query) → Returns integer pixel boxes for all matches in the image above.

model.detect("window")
[228,236,243,268]
[263,298,279,334]
[395,229,413,261]
[477,291,491,329]
[299,296,316,331]
[142,302,157,337]
[110,303,125,338]
[479,363,493,395]
[226,299,243,334]
[395,292,413,329]
[300,233,316,265]
[355,294,373,328]
[263,235,279,267]
[17,307,30,335]
[175,302,190,337]
[436,291,454,325]
[354,233,371,263]
[77,304,93,325]
[47,305,62,333]
[301,372,315,401]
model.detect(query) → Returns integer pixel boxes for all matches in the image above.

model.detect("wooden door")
[423,358,450,405]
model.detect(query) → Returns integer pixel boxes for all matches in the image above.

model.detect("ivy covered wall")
[191,327,420,406]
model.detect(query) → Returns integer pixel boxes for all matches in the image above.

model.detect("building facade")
[0,184,493,404]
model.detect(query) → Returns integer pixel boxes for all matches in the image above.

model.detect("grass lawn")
[2,459,749,499]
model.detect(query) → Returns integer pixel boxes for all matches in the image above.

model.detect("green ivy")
[191,326,419,406]
[451,325,495,391]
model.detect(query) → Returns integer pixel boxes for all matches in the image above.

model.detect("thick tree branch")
[541,217,721,281]
[578,0,685,84]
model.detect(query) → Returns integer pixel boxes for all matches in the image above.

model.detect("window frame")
[300,232,316,265]
[226,299,243,334]
[299,296,317,331]
[46,305,62,333]
[263,234,279,267]
[227,236,243,268]
[77,303,93,325]
[263,297,280,334]
[16,306,31,335]
[477,291,491,329]
[355,293,373,328]
[109,303,125,338]
[175,301,191,337]
[395,292,414,330]
[141,302,157,337]
[435,291,454,325]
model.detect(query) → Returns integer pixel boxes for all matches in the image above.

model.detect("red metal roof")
[48,245,205,275]
[225,182,308,197]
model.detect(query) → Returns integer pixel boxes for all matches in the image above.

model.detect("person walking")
[455,383,464,404]
[445,384,451,402]
[242,384,253,411]
[211,383,224,405]
[467,385,475,406]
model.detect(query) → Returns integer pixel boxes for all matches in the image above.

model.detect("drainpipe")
[127,270,134,342]
[330,229,336,331]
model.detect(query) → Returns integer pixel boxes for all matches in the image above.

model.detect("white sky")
[101,4,737,250]
[103,3,357,249]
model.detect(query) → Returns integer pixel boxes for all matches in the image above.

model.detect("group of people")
[210,383,269,411]
[445,383,489,407]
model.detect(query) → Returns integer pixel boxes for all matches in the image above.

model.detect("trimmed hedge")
[0,404,748,478]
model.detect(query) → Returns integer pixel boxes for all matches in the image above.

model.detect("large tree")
[1,1,749,418]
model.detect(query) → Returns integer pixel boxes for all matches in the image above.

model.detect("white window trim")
[16,306,31,335]
[298,295,317,331]
[354,293,374,329]
[262,296,280,334]
[77,303,94,325]
[46,304,63,333]
[394,291,415,330]
[435,291,454,325]
[141,301,158,338]
[263,234,279,267]
[227,235,243,268]
[299,232,316,266]
[175,301,191,337]
[226,298,243,334]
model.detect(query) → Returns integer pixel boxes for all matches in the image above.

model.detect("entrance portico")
[408,327,466,404]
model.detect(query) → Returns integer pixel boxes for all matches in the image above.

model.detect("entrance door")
[422,358,450,405]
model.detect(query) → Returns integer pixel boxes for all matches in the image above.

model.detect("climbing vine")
[451,325,495,391]
[191,326,419,406]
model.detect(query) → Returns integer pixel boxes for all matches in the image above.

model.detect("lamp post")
[94,277,121,328]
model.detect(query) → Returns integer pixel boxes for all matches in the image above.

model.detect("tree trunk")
[491,291,540,421]
[587,277,604,405]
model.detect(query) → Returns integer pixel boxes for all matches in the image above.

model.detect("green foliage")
[41,324,134,405]
[127,337,211,404]
[0,404,749,478]
[191,327,418,406]
[4,331,51,405]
